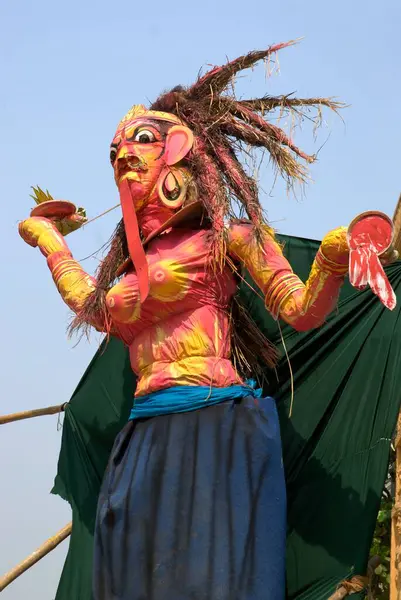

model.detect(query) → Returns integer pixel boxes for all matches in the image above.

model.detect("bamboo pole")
[392,194,401,255]
[0,403,66,425]
[0,522,72,592]
[327,571,372,600]
[391,412,401,599]
[327,587,348,600]
[327,580,366,599]
[385,194,401,599]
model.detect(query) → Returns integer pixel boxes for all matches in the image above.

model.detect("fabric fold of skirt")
[93,395,286,600]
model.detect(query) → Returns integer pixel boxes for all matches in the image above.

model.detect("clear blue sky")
[1,1,400,598]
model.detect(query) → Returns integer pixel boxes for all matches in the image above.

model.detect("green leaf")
[29,185,54,204]
[377,509,390,523]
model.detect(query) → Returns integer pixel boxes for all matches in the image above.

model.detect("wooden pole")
[392,194,401,255]
[327,587,348,600]
[391,412,401,599]
[385,195,401,600]
[0,403,66,425]
[0,522,72,592]
[327,572,371,599]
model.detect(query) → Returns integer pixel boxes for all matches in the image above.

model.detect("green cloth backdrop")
[52,235,401,599]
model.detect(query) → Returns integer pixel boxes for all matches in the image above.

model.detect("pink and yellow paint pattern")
[19,108,351,398]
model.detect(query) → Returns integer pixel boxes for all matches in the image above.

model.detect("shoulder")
[227,219,277,245]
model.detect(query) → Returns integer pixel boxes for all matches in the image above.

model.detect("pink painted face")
[110,118,171,213]
[109,105,195,302]
[110,106,194,216]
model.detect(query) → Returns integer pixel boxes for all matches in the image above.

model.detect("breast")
[106,228,237,335]
[106,273,141,323]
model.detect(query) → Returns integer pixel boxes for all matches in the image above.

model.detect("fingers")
[19,211,86,246]
[18,221,37,247]
[18,217,47,247]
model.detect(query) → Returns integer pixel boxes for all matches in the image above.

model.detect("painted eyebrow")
[125,120,166,137]
[130,119,161,128]
[110,120,166,148]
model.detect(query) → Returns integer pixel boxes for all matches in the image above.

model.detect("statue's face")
[110,105,194,214]
[110,117,169,212]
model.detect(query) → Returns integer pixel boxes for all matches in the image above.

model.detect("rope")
[81,203,120,228]
[340,575,368,593]
[277,319,295,417]
[328,575,369,599]
[76,204,121,262]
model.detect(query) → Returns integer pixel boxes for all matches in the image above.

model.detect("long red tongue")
[119,178,149,303]
[349,246,396,311]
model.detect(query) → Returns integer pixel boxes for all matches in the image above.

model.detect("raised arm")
[19,216,107,332]
[228,222,349,332]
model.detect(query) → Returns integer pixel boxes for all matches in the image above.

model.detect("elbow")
[289,314,326,332]
[279,292,333,332]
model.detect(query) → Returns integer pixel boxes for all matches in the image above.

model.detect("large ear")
[164,125,194,166]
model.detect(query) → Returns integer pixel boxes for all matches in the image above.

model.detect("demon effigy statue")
[19,41,397,599]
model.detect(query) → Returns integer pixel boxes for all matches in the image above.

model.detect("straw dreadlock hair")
[71,41,342,377]
[151,42,340,232]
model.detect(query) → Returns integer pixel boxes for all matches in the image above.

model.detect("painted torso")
[30,216,349,399]
[18,69,352,408]
[106,227,242,396]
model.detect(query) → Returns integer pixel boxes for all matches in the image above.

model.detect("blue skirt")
[93,395,286,600]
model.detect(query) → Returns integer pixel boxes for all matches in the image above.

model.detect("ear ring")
[157,167,188,209]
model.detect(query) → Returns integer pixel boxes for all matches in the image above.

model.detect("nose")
[116,155,144,180]
[116,144,144,168]
[114,147,148,183]
[116,143,133,162]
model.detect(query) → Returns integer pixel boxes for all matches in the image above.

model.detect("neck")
[138,200,176,239]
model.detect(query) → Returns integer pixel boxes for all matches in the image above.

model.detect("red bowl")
[347,211,393,256]
[30,200,77,219]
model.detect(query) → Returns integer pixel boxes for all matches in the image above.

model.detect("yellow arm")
[19,217,106,332]
[228,222,349,331]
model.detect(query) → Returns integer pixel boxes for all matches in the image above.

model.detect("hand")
[18,216,70,256]
[18,216,58,247]
[321,226,349,266]
[51,211,87,236]
[19,206,86,246]
[322,227,399,267]
[28,187,87,237]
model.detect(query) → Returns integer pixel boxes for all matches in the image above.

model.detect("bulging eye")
[134,129,156,144]
[110,148,117,164]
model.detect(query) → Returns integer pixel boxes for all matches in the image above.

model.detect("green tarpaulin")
[52,235,401,599]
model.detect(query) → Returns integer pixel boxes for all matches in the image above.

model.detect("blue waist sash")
[129,380,263,420]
